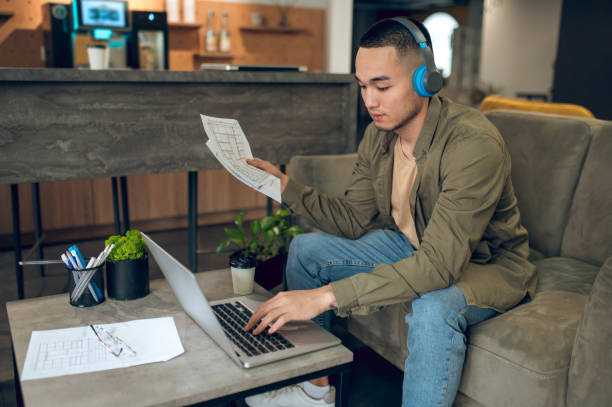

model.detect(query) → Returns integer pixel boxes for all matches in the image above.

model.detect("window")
[423,12,459,78]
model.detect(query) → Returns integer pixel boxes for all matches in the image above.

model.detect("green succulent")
[105,230,146,261]
[217,209,302,261]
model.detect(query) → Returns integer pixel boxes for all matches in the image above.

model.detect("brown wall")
[0,1,324,240]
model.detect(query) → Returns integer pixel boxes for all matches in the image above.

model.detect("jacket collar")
[413,95,442,160]
[381,95,442,159]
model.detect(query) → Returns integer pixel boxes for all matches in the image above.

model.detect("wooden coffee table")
[7,268,353,406]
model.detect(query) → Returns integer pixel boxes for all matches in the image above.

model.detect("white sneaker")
[245,384,335,407]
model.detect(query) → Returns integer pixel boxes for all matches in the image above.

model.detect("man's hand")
[247,157,289,192]
[244,285,337,335]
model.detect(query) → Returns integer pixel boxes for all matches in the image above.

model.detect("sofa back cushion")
[289,154,357,232]
[484,111,592,257]
[289,153,356,197]
[560,121,612,265]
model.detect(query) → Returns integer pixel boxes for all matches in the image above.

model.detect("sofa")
[289,109,612,407]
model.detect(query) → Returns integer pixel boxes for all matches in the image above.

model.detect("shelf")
[193,52,235,60]
[169,22,203,29]
[239,26,308,34]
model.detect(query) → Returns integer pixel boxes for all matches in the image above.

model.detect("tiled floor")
[0,225,403,407]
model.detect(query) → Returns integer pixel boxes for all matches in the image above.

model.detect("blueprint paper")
[21,317,184,380]
[201,115,282,203]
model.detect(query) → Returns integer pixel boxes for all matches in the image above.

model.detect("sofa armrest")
[289,154,357,197]
[567,256,612,406]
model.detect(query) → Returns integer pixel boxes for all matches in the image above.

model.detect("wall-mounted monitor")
[74,0,130,31]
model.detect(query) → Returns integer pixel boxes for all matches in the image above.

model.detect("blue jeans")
[285,230,498,407]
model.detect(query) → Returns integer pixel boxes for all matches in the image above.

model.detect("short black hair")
[359,17,433,57]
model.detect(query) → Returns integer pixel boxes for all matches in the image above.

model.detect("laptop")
[200,63,307,72]
[142,233,341,368]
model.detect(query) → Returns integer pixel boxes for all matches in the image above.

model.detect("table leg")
[11,184,24,300]
[188,171,198,273]
[335,367,350,407]
[120,176,130,233]
[111,177,121,235]
[12,340,23,406]
[31,182,45,277]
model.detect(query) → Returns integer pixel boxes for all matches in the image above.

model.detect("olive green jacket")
[282,96,537,316]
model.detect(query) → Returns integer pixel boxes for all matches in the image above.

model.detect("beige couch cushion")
[484,111,593,257]
[459,291,586,407]
[534,257,600,295]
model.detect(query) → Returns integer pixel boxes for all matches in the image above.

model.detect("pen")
[61,253,82,287]
[70,247,85,269]
[75,245,103,299]
[61,253,73,269]
[64,250,76,269]
[18,260,64,266]
[69,245,102,302]
[72,245,113,301]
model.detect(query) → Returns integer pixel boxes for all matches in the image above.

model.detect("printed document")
[21,317,184,380]
[201,115,282,203]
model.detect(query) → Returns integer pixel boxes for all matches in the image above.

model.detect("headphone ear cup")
[412,65,431,97]
[424,70,443,95]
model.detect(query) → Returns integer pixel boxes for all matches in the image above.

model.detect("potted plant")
[105,229,150,300]
[217,209,302,290]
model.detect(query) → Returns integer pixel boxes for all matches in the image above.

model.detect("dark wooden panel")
[0,70,357,185]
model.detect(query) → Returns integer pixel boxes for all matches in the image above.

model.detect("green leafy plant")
[217,209,302,261]
[105,230,147,261]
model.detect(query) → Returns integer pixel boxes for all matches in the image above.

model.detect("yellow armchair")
[479,94,594,118]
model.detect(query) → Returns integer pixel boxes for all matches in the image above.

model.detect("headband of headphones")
[387,17,443,97]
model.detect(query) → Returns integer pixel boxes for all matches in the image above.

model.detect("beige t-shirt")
[391,137,420,249]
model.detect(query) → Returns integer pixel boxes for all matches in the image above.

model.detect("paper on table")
[21,317,184,380]
[201,114,282,203]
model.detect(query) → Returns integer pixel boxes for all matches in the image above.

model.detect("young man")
[243,17,536,407]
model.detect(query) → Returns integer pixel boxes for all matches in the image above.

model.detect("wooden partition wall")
[0,1,327,243]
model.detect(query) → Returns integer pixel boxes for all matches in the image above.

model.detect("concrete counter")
[0,68,358,185]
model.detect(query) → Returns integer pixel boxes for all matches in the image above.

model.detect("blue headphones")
[388,17,443,97]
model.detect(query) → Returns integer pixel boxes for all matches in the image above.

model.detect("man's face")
[355,46,424,134]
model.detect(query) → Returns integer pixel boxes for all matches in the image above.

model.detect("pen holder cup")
[106,254,150,300]
[68,265,106,307]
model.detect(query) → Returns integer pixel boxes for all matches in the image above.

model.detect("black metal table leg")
[335,366,350,407]
[111,177,121,235]
[119,176,130,233]
[188,171,198,273]
[31,183,45,277]
[11,184,24,300]
[11,342,23,407]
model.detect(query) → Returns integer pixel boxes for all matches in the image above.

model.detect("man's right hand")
[247,157,289,192]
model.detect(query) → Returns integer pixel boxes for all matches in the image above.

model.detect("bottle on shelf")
[183,0,195,23]
[205,10,217,52]
[219,10,231,53]
[165,0,179,23]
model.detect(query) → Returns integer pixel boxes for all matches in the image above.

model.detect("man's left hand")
[244,285,337,335]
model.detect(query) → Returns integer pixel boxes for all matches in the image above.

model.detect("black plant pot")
[106,254,150,300]
[255,253,287,291]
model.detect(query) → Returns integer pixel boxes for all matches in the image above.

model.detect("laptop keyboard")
[212,301,295,357]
